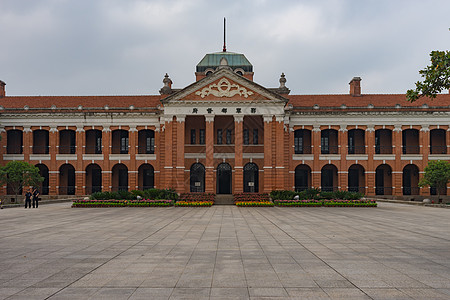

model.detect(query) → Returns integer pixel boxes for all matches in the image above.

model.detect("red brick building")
[1,50,449,201]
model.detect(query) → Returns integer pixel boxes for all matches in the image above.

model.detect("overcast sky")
[1,0,449,96]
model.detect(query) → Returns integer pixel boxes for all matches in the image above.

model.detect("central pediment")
[195,77,254,99]
[161,68,288,104]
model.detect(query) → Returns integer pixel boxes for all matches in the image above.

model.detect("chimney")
[0,80,5,98]
[349,77,361,96]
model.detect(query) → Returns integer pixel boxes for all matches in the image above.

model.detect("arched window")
[36,164,49,195]
[403,164,419,195]
[243,163,259,193]
[86,164,102,194]
[139,164,155,190]
[112,164,128,191]
[348,164,365,193]
[321,164,338,192]
[59,164,75,195]
[7,129,23,154]
[33,130,49,154]
[295,164,311,191]
[217,163,232,194]
[190,163,205,192]
[375,164,392,195]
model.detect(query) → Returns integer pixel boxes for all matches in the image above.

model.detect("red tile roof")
[0,95,161,109]
[287,93,450,109]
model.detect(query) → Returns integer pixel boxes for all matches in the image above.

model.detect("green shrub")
[131,190,145,198]
[319,191,334,200]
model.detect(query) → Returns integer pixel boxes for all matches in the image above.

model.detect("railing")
[321,186,338,192]
[348,186,366,194]
[375,186,393,195]
[294,146,312,154]
[59,145,76,154]
[59,186,76,195]
[33,146,50,154]
[138,185,155,191]
[430,187,447,195]
[294,186,309,192]
[430,146,447,154]
[321,145,339,154]
[403,187,420,195]
[375,145,393,154]
[41,186,49,195]
[85,186,102,194]
[111,186,129,192]
[137,146,154,154]
[348,146,365,154]
[85,146,102,154]
[6,146,23,154]
[402,145,420,154]
[111,146,129,154]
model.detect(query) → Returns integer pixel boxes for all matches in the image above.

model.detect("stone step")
[214,194,234,205]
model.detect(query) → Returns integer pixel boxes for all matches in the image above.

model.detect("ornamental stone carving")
[195,78,254,98]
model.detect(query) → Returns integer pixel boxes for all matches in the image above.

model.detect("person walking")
[24,189,32,209]
[32,188,40,208]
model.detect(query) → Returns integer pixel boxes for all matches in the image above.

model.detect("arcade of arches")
[1,49,449,199]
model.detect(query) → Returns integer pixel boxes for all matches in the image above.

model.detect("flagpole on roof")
[223,17,226,52]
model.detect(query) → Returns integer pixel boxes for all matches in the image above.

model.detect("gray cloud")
[0,0,449,96]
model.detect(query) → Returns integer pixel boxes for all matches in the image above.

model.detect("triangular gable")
[161,68,288,104]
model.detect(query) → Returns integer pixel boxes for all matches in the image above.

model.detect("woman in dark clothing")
[25,189,32,208]
[32,188,40,208]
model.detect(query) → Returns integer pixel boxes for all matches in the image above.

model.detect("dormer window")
[236,71,243,76]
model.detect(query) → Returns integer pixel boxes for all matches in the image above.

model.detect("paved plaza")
[0,202,449,299]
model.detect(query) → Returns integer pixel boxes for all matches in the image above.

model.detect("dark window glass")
[253,129,258,145]
[217,129,223,144]
[226,129,232,145]
[199,129,205,145]
[294,130,303,154]
[321,131,329,154]
[243,129,249,145]
[348,131,355,154]
[191,129,196,145]
[120,136,129,154]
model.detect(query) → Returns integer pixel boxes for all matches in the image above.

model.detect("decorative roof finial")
[159,73,173,95]
[223,17,226,52]
[279,73,287,88]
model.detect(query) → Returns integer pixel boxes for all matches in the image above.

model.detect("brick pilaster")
[263,116,273,192]
[234,115,243,193]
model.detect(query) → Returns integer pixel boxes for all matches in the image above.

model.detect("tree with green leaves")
[418,160,450,199]
[0,161,44,203]
[407,50,450,102]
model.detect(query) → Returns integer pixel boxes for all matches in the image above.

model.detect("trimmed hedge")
[273,199,377,207]
[90,189,178,201]
[235,201,274,207]
[233,193,270,202]
[270,189,364,201]
[174,201,213,207]
[72,199,174,207]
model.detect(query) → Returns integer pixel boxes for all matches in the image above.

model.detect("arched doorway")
[403,164,419,195]
[321,164,338,192]
[138,164,154,190]
[112,164,128,191]
[35,164,49,195]
[59,164,75,195]
[86,164,102,194]
[295,164,311,191]
[217,163,232,194]
[190,163,205,192]
[348,164,365,193]
[375,164,392,195]
[243,163,259,193]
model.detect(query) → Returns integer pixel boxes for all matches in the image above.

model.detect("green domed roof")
[196,51,253,73]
